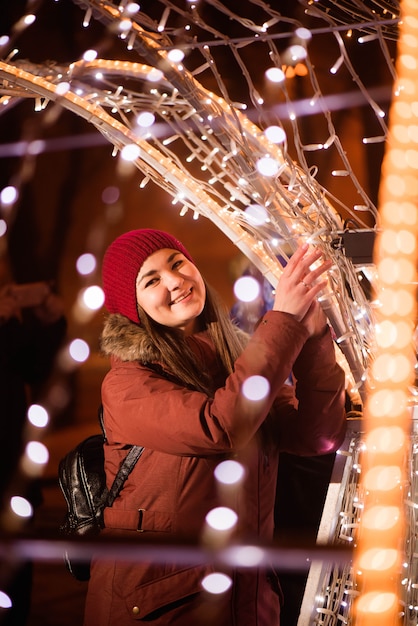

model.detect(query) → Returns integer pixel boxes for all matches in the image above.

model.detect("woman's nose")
[163,271,182,290]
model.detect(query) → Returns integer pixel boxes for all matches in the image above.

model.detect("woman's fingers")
[273,244,331,321]
[284,243,310,278]
[285,244,330,286]
[302,258,332,289]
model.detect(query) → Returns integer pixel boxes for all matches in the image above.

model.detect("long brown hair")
[137,281,248,395]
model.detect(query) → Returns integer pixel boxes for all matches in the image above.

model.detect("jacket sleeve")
[268,326,346,456]
[102,311,345,456]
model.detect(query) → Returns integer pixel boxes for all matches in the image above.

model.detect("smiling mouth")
[170,288,192,306]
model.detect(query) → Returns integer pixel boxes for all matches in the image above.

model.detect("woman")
[84,228,346,625]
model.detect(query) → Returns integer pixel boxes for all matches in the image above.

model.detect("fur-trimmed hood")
[100,313,250,365]
[100,313,159,363]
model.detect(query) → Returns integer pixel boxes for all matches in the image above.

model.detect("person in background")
[0,270,67,626]
[84,228,346,626]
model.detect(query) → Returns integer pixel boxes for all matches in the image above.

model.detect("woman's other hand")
[273,243,331,336]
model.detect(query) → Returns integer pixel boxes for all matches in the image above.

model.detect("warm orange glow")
[357,592,398,615]
[358,549,399,572]
[367,389,408,418]
[363,466,402,492]
[361,506,400,531]
[364,427,405,454]
[352,0,418,623]
[378,288,415,317]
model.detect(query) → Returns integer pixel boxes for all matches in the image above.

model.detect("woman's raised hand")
[272,243,331,336]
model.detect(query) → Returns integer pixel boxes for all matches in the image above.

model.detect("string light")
[330,55,344,74]
[351,0,418,623]
[4,53,362,388]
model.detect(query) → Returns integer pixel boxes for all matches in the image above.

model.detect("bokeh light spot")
[214,460,245,485]
[27,404,49,428]
[201,573,232,595]
[233,276,260,303]
[242,375,270,401]
[205,507,238,531]
[10,496,33,518]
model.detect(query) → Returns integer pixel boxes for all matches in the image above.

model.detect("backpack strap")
[98,404,107,441]
[105,445,145,508]
[98,403,145,508]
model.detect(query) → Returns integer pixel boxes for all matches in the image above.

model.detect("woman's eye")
[172,260,183,269]
[145,277,158,288]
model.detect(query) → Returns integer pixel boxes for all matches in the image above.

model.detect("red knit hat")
[102,229,194,323]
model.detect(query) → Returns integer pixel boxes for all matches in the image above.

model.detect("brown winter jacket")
[83,310,346,626]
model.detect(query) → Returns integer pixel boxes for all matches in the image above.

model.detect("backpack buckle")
[137,509,146,532]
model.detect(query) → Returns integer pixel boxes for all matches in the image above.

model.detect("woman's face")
[136,248,206,334]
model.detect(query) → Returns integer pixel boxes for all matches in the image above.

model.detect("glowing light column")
[353,1,418,623]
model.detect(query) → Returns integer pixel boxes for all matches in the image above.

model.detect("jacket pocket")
[125,564,212,620]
